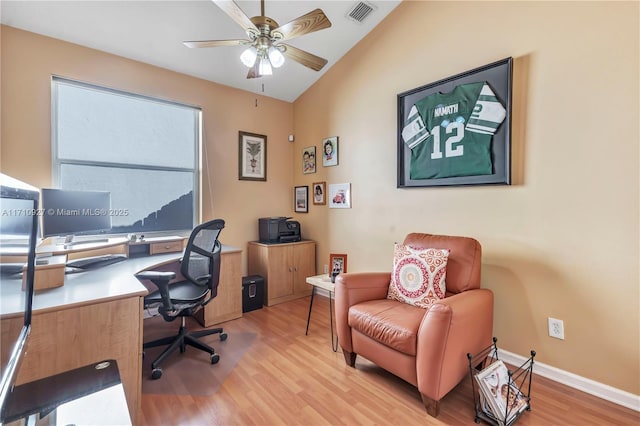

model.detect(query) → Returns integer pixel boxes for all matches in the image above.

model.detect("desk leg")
[305,286,316,335]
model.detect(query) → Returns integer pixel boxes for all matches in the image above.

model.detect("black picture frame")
[239,131,267,181]
[294,185,309,213]
[397,57,513,188]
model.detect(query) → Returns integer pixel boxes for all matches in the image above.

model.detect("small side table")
[305,274,338,351]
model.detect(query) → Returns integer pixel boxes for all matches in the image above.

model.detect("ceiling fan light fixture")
[268,46,285,68]
[258,56,273,76]
[240,46,258,67]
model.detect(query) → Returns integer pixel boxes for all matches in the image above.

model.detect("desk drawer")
[149,240,183,255]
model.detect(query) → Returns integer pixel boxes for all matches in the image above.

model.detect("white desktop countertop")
[0,245,240,318]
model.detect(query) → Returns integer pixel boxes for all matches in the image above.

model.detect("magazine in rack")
[468,337,535,426]
[475,360,528,423]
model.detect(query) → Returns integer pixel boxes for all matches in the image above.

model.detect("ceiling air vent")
[346,1,376,24]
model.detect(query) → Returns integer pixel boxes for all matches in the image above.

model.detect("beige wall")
[2,0,638,397]
[1,25,294,271]
[293,1,639,394]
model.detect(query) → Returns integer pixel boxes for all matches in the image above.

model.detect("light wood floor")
[140,295,639,425]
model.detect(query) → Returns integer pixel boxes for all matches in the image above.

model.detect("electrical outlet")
[548,317,565,340]
[323,264,329,274]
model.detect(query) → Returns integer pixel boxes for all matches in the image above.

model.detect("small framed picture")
[322,136,339,167]
[328,183,351,208]
[239,131,267,181]
[329,253,348,275]
[294,185,309,213]
[312,181,326,205]
[302,146,316,174]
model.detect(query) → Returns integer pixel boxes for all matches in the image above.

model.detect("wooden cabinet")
[247,241,315,306]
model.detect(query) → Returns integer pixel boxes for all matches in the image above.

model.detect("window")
[51,77,200,235]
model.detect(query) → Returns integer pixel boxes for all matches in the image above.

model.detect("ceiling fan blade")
[212,0,258,34]
[183,39,249,48]
[280,44,328,72]
[272,9,332,42]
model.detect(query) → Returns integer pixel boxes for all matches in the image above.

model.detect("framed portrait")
[329,253,348,275]
[302,146,316,174]
[397,57,512,188]
[322,136,339,167]
[312,181,326,205]
[328,183,351,209]
[294,185,308,213]
[239,131,267,181]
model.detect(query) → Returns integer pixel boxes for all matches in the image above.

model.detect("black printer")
[259,217,301,243]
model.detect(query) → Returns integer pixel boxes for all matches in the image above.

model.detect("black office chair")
[135,219,227,380]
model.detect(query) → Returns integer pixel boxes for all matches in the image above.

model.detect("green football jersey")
[402,81,506,180]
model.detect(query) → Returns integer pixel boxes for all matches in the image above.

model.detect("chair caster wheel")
[220,332,228,341]
[151,368,162,380]
[211,353,220,364]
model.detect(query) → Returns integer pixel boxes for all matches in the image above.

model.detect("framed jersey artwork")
[397,57,512,188]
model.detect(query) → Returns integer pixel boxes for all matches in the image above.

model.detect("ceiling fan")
[184,0,332,79]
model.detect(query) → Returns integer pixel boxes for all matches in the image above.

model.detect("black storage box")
[242,275,265,313]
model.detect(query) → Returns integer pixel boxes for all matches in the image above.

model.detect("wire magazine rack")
[467,337,536,426]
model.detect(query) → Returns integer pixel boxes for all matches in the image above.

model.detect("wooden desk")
[305,274,338,351]
[128,235,186,256]
[0,245,242,424]
[198,248,242,326]
[37,237,129,260]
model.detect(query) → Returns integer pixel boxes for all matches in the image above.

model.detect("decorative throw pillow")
[387,243,449,308]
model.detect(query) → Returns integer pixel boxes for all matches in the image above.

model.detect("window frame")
[50,76,202,237]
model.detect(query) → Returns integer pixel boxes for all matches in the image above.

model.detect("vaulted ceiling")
[1,1,401,102]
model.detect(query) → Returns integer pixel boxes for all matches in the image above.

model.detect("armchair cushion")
[349,299,426,355]
[387,244,449,308]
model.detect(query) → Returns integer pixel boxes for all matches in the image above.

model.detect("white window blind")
[51,77,201,235]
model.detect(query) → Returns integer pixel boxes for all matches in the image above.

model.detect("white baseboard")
[498,349,640,412]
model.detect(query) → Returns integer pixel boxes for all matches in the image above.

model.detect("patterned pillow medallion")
[387,244,449,308]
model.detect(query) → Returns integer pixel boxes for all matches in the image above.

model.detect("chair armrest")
[335,272,391,305]
[415,288,494,400]
[335,272,392,353]
[135,271,177,312]
[135,271,176,282]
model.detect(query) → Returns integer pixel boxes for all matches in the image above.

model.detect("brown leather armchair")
[335,233,493,417]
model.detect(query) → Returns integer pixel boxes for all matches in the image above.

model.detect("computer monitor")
[0,174,39,422]
[41,188,111,242]
[0,198,37,245]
